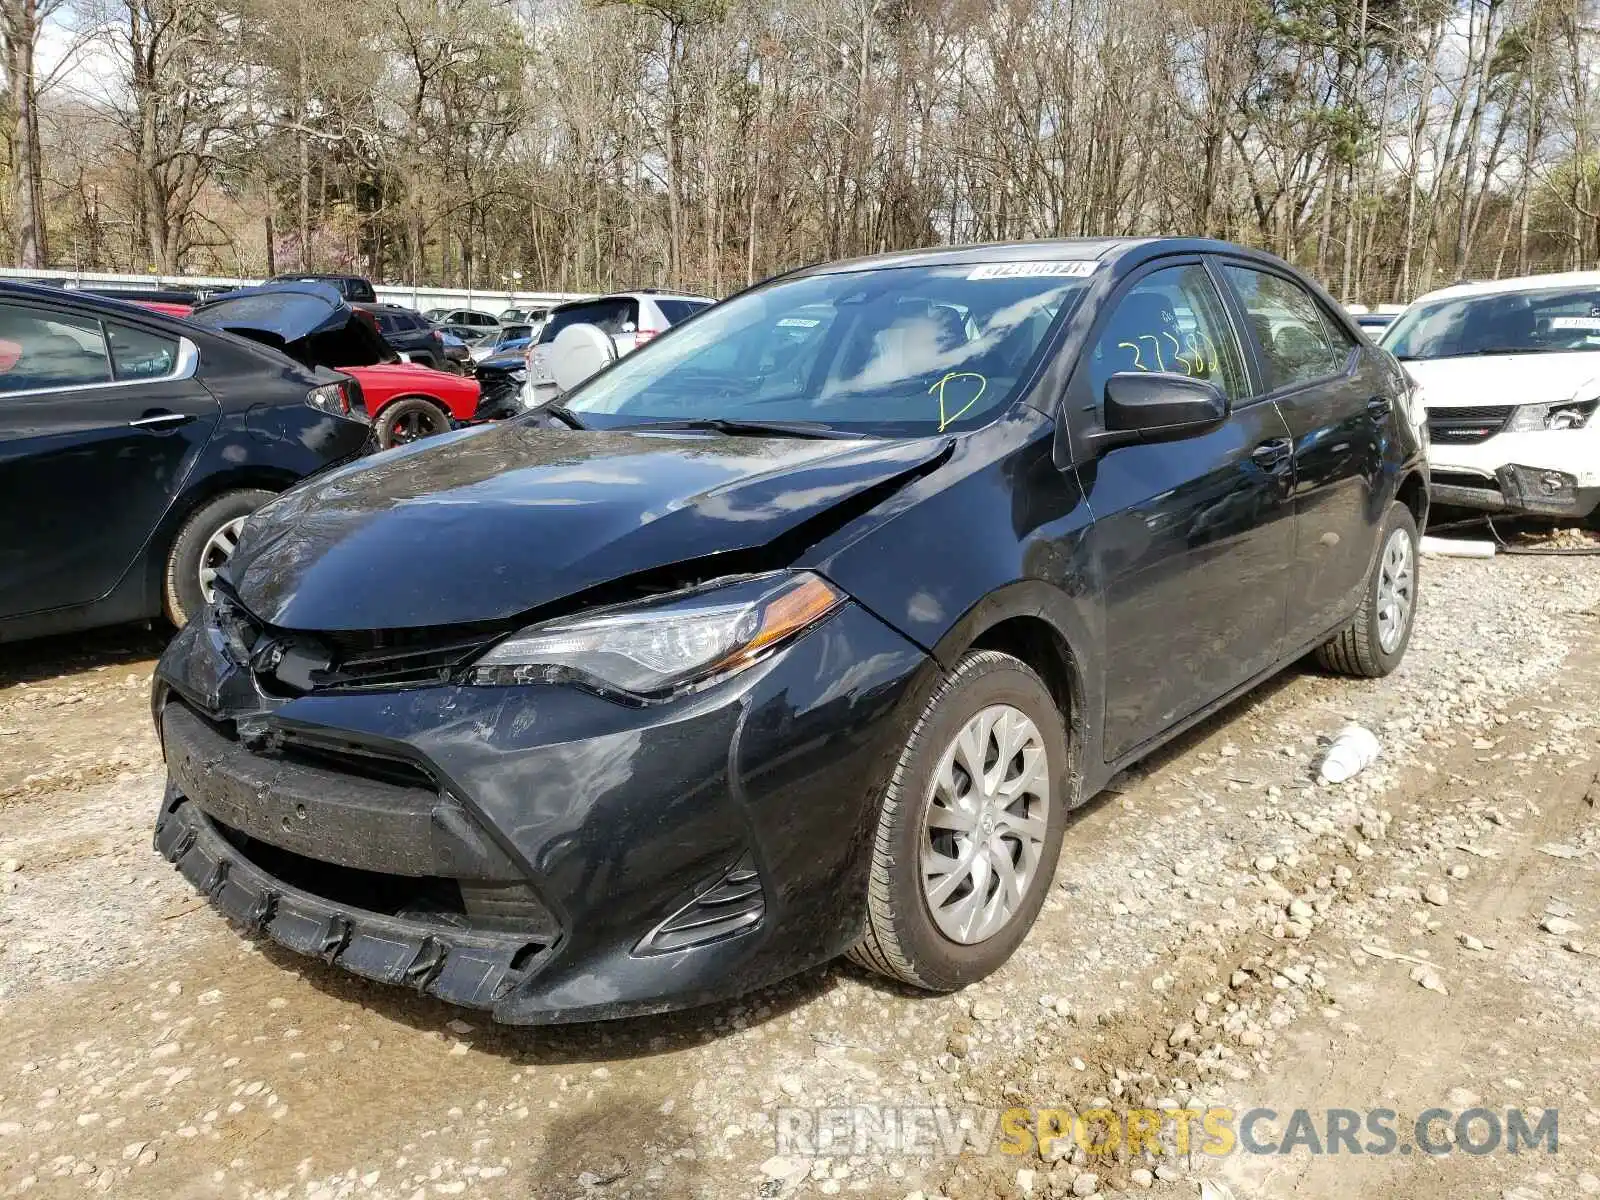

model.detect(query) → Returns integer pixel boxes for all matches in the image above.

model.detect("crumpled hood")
[227,421,950,630]
[1405,353,1600,409]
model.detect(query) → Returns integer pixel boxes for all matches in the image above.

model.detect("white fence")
[0,266,589,316]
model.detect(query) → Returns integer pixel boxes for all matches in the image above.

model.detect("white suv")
[1383,271,1600,519]
[524,291,713,406]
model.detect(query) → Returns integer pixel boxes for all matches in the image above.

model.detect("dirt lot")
[2,554,1599,1200]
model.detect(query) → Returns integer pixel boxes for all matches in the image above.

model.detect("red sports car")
[182,284,483,448]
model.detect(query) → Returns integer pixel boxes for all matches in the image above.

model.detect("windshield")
[559,263,1091,436]
[1383,284,1600,359]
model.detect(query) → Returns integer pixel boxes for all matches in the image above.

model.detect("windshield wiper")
[541,403,586,429]
[1467,347,1534,356]
[625,417,861,439]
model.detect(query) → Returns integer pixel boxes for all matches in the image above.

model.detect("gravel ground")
[1,554,1598,1200]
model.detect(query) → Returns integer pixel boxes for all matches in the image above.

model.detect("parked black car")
[152,239,1427,1024]
[0,281,371,643]
[266,273,377,304]
[358,303,467,373]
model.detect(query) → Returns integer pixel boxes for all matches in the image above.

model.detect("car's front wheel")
[849,650,1068,991]
[1316,501,1419,677]
[163,489,275,627]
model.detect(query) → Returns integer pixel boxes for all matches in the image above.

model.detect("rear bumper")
[152,601,931,1023]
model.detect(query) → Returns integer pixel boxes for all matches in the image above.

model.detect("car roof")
[1406,270,1600,307]
[0,279,200,331]
[541,239,1310,316]
[787,236,1292,277]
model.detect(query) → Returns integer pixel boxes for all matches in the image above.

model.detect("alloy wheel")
[197,515,248,603]
[920,704,1051,944]
[1375,526,1414,653]
[392,407,446,444]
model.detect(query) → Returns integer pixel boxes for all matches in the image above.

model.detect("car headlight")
[1505,399,1598,431]
[463,571,845,697]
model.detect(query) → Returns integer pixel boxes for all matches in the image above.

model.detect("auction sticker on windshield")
[968,261,1100,280]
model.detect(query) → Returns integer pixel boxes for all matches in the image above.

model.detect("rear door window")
[0,304,113,394]
[106,322,180,381]
[1223,266,1344,391]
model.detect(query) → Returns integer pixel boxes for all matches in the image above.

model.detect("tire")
[374,397,452,449]
[163,489,274,627]
[848,650,1069,991]
[1315,501,1419,678]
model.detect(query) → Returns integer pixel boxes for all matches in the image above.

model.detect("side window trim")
[0,326,198,400]
[1215,260,1349,397]
[1311,297,1362,375]
[1202,256,1269,403]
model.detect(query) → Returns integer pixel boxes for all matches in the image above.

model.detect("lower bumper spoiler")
[154,789,552,1010]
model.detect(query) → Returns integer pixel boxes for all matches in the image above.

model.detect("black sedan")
[0,282,371,642]
[152,238,1427,1023]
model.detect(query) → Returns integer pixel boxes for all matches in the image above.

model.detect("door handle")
[1251,437,1293,469]
[129,410,191,429]
[1367,396,1393,418]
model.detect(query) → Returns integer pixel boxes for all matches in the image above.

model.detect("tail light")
[634,326,662,349]
[306,383,349,414]
[306,377,360,415]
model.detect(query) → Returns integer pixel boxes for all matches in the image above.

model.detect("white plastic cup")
[1320,724,1381,784]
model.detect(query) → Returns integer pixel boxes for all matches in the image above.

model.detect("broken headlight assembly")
[1505,398,1599,431]
[462,571,844,698]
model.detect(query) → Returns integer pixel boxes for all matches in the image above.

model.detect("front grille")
[311,628,501,691]
[1427,405,1513,444]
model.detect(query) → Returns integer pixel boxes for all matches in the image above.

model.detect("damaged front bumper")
[1428,429,1600,517]
[151,599,931,1024]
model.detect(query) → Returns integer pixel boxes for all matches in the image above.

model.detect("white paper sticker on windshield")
[967,260,1100,281]
[776,317,821,327]
[1549,316,1600,331]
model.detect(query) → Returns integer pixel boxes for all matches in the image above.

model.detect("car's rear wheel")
[849,650,1068,991]
[1315,501,1419,677]
[163,489,275,627]
[375,397,452,448]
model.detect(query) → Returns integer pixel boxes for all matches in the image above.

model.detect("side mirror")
[1086,373,1227,453]
[549,322,619,394]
